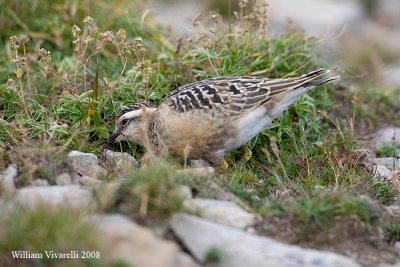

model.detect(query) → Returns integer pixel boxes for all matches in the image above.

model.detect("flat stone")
[178,185,193,199]
[31,179,49,186]
[55,173,72,185]
[268,0,364,35]
[88,214,200,267]
[372,128,400,148]
[170,213,361,267]
[176,167,215,178]
[375,158,400,170]
[15,185,92,209]
[382,67,400,88]
[0,165,18,195]
[103,149,138,177]
[184,198,261,229]
[79,175,102,188]
[68,151,107,178]
[375,165,392,180]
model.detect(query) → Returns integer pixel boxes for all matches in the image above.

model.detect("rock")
[375,158,400,169]
[375,165,392,180]
[0,165,18,195]
[79,175,102,188]
[88,214,200,267]
[374,0,400,28]
[68,151,107,178]
[55,173,72,185]
[372,128,400,148]
[206,181,243,204]
[184,198,261,229]
[176,167,215,178]
[15,185,93,209]
[268,0,364,35]
[382,67,400,88]
[103,149,138,177]
[31,179,49,186]
[170,214,361,267]
[178,185,193,199]
[385,205,400,217]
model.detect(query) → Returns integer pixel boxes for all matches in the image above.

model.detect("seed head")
[11,55,20,64]
[18,35,30,44]
[142,67,152,84]
[6,79,15,89]
[72,25,82,38]
[192,13,202,27]
[62,73,70,82]
[210,14,222,24]
[20,57,28,67]
[10,36,19,49]
[239,0,248,8]
[100,31,115,42]
[116,29,126,42]
[90,27,100,37]
[84,36,95,45]
[83,16,94,25]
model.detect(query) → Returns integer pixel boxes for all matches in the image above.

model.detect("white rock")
[184,198,261,229]
[373,128,400,148]
[0,165,18,195]
[68,151,107,178]
[88,214,200,267]
[55,173,72,185]
[382,67,400,88]
[268,0,364,35]
[79,175,102,188]
[103,149,138,177]
[171,214,361,267]
[15,185,92,209]
[178,185,193,199]
[176,167,215,178]
[375,0,400,28]
[375,158,400,169]
[31,179,49,186]
[375,165,392,180]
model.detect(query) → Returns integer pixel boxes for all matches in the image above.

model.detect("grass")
[0,205,101,266]
[107,159,185,219]
[0,0,400,265]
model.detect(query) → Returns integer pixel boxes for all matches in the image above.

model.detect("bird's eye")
[121,118,129,126]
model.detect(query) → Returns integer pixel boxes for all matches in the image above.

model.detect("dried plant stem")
[22,44,32,92]
[74,60,79,93]
[100,58,127,112]
[17,78,28,116]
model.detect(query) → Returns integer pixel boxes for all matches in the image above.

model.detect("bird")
[104,69,340,167]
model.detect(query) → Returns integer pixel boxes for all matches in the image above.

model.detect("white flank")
[235,106,271,147]
[269,86,309,118]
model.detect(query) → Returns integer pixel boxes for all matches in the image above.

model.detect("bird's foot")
[238,146,252,165]
[214,159,229,173]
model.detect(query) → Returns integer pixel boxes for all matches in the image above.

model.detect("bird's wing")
[162,69,332,115]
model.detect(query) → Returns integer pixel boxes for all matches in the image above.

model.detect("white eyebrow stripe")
[122,110,142,119]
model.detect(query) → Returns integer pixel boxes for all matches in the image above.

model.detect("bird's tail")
[301,69,340,88]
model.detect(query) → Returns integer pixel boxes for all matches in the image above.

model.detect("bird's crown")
[117,102,156,118]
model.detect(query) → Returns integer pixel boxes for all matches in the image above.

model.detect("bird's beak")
[104,131,121,147]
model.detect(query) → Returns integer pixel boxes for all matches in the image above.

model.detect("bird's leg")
[238,146,252,165]
[214,158,229,173]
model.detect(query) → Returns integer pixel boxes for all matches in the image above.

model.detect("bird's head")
[104,102,157,147]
